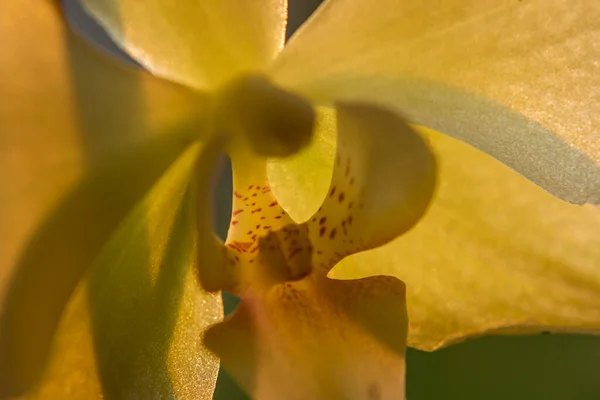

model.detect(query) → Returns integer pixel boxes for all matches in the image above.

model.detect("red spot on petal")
[348,201,354,209]
[251,208,263,214]
[252,193,257,197]
[233,209,244,216]
[319,227,326,237]
[252,203,256,206]
[316,250,323,255]
[329,187,336,197]
[329,228,337,239]
[338,192,345,203]
[248,185,254,190]
[345,165,350,177]
[263,226,272,230]
[289,248,301,259]
[231,220,239,225]
[275,216,282,219]
[256,225,261,229]
[269,201,278,207]
[348,216,353,225]
[243,197,249,201]
[234,192,242,199]
[319,217,327,225]
[256,185,262,189]
[247,230,253,235]
[260,216,266,220]
[350,177,355,185]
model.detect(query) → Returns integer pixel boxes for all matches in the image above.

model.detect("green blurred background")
[66,0,600,398]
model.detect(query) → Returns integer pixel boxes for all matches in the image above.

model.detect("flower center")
[214,74,315,158]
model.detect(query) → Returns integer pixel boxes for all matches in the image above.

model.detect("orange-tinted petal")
[0,0,205,394]
[205,276,407,399]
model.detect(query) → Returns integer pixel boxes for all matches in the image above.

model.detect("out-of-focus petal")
[331,127,600,351]
[30,144,223,399]
[81,0,288,89]
[0,0,205,394]
[271,0,600,205]
[301,103,435,273]
[205,276,407,399]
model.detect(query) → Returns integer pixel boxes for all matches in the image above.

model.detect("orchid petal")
[81,0,288,89]
[272,0,600,205]
[331,127,600,351]
[303,103,435,273]
[30,144,222,398]
[205,276,407,399]
[0,1,204,394]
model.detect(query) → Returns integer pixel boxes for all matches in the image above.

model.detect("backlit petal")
[30,144,222,399]
[81,0,288,88]
[303,103,435,273]
[272,0,600,205]
[205,276,407,400]
[331,127,600,351]
[0,1,204,394]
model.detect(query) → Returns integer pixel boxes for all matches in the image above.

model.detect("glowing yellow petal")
[205,276,407,399]
[0,1,204,394]
[272,0,600,204]
[30,144,222,399]
[331,127,600,351]
[81,0,288,89]
[306,103,435,272]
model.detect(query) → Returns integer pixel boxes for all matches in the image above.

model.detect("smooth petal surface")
[0,0,204,394]
[30,144,223,399]
[272,0,600,205]
[331,127,600,351]
[205,276,407,400]
[301,103,435,273]
[81,0,288,88]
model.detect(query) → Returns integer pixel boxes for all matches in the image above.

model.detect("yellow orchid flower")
[1,0,599,399]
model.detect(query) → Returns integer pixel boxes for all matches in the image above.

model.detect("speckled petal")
[0,0,204,395]
[272,0,600,205]
[81,0,288,89]
[30,144,223,399]
[205,275,407,400]
[301,103,435,273]
[331,127,600,351]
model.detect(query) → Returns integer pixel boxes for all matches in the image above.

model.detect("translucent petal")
[30,144,223,399]
[271,0,600,205]
[81,0,288,89]
[0,1,204,394]
[205,276,407,399]
[331,127,600,351]
[302,103,435,273]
